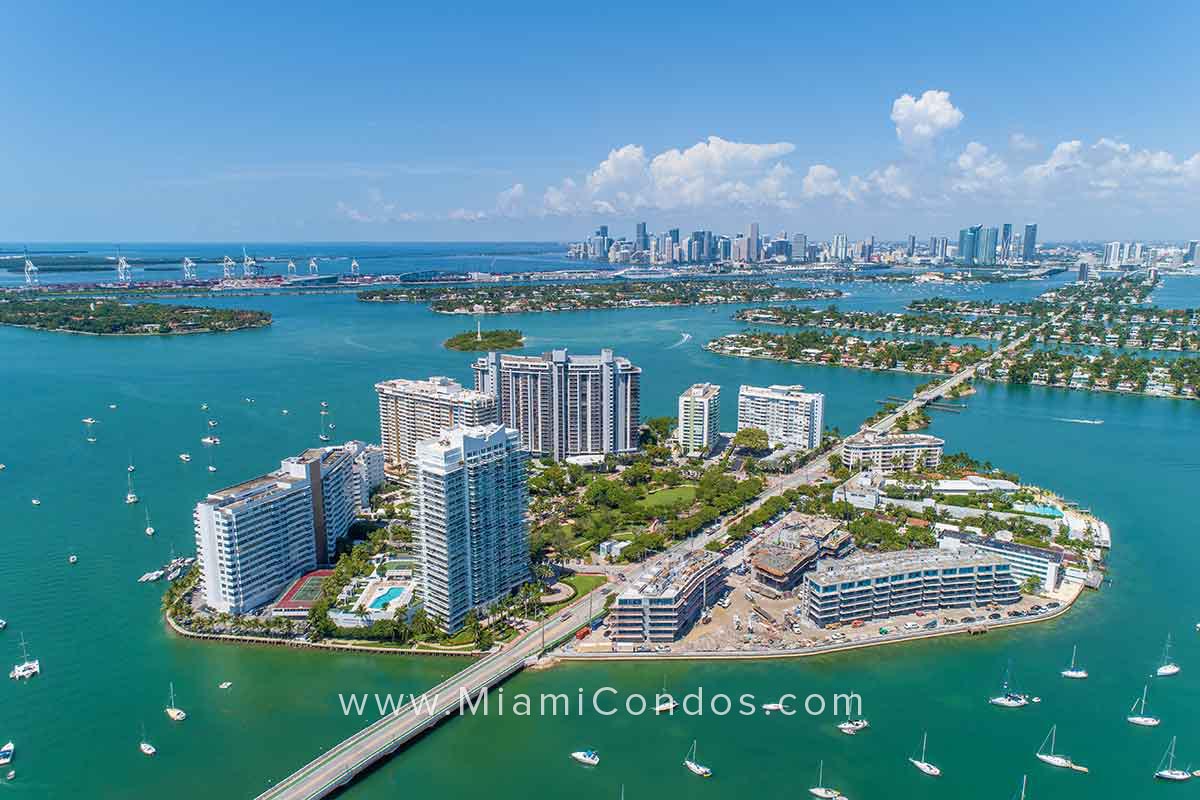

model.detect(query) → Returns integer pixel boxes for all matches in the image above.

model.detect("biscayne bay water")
[2,249,1198,798]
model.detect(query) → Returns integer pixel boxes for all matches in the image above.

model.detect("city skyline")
[4,4,1200,242]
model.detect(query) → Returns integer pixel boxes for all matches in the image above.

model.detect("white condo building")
[375,376,497,472]
[677,383,720,456]
[737,384,824,450]
[472,349,641,460]
[413,424,530,633]
[842,429,944,474]
[194,441,384,614]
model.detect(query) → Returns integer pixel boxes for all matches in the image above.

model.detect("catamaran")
[0,741,13,767]
[569,749,599,766]
[165,682,186,722]
[8,636,39,680]
[837,718,870,735]
[124,473,139,505]
[809,759,844,799]
[1061,645,1088,679]
[683,740,712,777]
[1128,684,1160,727]
[1035,724,1087,771]
[908,731,941,776]
[1155,737,1191,781]
[654,677,678,713]
[989,661,1032,707]
[1156,634,1180,677]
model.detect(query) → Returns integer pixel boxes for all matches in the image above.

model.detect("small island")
[444,328,524,351]
[0,298,271,335]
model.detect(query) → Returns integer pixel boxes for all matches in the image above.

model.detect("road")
[254,590,604,800]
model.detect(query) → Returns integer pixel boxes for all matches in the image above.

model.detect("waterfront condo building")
[805,548,1020,628]
[736,384,824,450]
[375,376,497,473]
[841,429,944,474]
[609,550,725,643]
[471,348,641,460]
[938,529,1064,590]
[677,382,720,456]
[194,441,379,614]
[413,424,530,633]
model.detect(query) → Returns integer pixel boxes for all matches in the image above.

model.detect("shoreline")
[0,321,270,337]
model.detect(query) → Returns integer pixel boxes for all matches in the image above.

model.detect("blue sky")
[2,1,1198,242]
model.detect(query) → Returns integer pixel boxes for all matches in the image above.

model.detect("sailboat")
[1127,684,1161,727]
[809,759,844,799]
[1035,724,1087,771]
[8,635,39,680]
[84,419,97,443]
[139,724,156,756]
[682,740,712,777]
[1156,634,1180,677]
[144,508,155,536]
[207,448,217,473]
[124,473,139,505]
[1061,645,1088,679]
[1155,737,1191,781]
[1011,775,1026,800]
[165,682,186,721]
[989,661,1032,707]
[908,732,941,776]
[318,410,331,442]
[654,676,678,713]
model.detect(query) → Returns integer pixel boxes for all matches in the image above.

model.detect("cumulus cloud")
[496,183,526,215]
[890,90,964,150]
[953,142,1009,193]
[1009,132,1039,152]
[335,193,423,223]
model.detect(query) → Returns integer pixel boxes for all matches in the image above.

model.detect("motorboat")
[165,682,187,722]
[179,453,192,463]
[683,740,712,777]
[837,719,870,735]
[139,741,156,757]
[30,499,40,506]
[762,701,788,714]
[0,741,12,767]
[809,759,844,799]
[570,749,599,766]
[0,619,6,631]
[1156,634,1180,677]
[81,417,97,425]
[125,474,139,505]
[201,436,220,446]
[218,681,233,690]
[68,555,77,564]
[1035,725,1086,771]
[207,419,219,428]
[908,732,941,777]
[200,403,208,411]
[1155,737,1191,781]
[1061,645,1088,679]
[144,509,155,536]
[281,409,289,415]
[1128,685,1160,727]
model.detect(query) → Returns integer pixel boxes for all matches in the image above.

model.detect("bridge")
[254,593,603,800]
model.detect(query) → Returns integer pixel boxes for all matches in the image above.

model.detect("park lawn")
[639,485,697,510]
[542,573,609,616]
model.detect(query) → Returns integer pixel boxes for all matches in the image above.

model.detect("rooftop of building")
[845,428,945,447]
[473,348,638,370]
[681,382,720,399]
[374,375,492,400]
[738,383,820,399]
[621,550,722,600]
[809,546,1006,585]
[752,541,819,577]
[938,529,1065,563]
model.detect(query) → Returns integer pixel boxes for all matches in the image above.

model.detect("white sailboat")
[683,740,712,777]
[809,759,845,799]
[1128,684,1160,727]
[908,731,941,776]
[139,724,156,757]
[1061,645,1088,679]
[1011,775,1026,800]
[1155,737,1191,781]
[8,635,39,680]
[207,448,217,473]
[989,661,1031,707]
[144,508,155,536]
[124,473,139,505]
[569,749,599,766]
[1035,724,1086,771]
[165,682,186,722]
[1156,634,1180,677]
[654,676,678,713]
[837,718,870,735]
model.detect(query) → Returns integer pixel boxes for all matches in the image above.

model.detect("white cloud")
[496,183,526,215]
[800,164,847,199]
[890,90,964,150]
[1009,132,1039,152]
[447,208,487,222]
[335,195,423,224]
[953,142,1009,193]
[1023,140,1084,183]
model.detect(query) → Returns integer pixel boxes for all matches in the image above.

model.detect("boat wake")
[1053,418,1104,425]
[666,332,692,349]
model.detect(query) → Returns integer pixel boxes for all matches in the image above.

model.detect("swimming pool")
[1013,502,1063,518]
[369,587,405,610]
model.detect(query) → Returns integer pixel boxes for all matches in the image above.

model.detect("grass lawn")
[542,573,608,616]
[639,485,697,510]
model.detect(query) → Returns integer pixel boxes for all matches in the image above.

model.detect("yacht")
[569,749,599,766]
[144,509,155,537]
[1128,685,1160,727]
[809,759,844,799]
[654,677,678,713]
[1061,645,1088,679]
[0,741,13,767]
[9,636,39,680]
[201,435,220,446]
[207,419,219,428]
[837,719,870,735]
[1156,634,1180,677]
[762,701,788,714]
[165,682,186,722]
[124,474,139,505]
[1155,737,1191,781]
[682,740,712,778]
[1035,724,1086,771]
[179,453,192,463]
[908,732,941,777]
[81,417,97,425]
[218,681,233,690]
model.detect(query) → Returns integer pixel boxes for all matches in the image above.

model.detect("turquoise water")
[1,261,1197,799]
[369,588,404,610]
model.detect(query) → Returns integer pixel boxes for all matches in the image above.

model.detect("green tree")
[733,427,770,452]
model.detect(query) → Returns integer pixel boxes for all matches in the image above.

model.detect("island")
[0,298,271,335]
[444,328,524,351]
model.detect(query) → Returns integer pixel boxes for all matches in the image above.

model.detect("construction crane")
[308,257,319,275]
[222,256,236,280]
[23,247,38,285]
[286,259,296,276]
[241,247,259,279]
[182,257,197,280]
[350,258,360,277]
[115,246,132,282]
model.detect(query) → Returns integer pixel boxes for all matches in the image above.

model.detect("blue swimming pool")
[369,587,404,609]
[1013,502,1063,518]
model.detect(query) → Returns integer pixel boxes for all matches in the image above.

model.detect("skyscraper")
[635,222,648,252]
[958,226,981,266]
[1186,240,1199,264]
[1022,224,1038,260]
[976,227,999,266]
[375,376,497,472]
[791,233,808,263]
[678,383,720,457]
[413,424,529,633]
[746,223,760,262]
[1103,241,1122,267]
[832,234,849,262]
[906,235,916,257]
[737,385,824,450]
[472,349,641,460]
[1000,223,1013,263]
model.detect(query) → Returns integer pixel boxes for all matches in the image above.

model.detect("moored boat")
[909,732,941,777]
[683,740,712,777]
[570,749,599,766]
[1128,685,1160,727]
[1155,737,1191,781]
